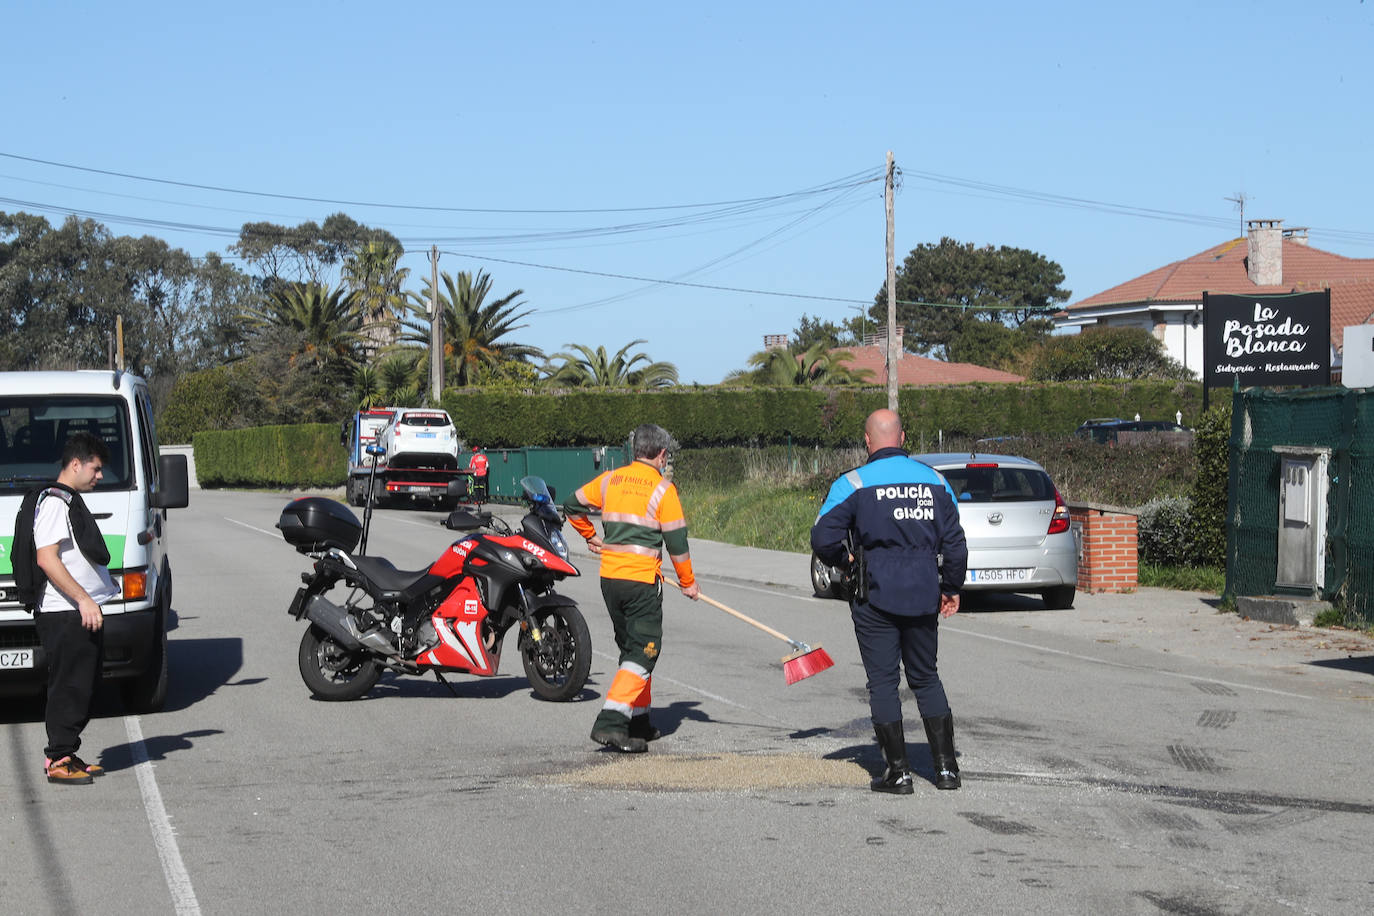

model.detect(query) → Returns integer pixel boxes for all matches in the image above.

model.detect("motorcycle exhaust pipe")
[304,595,395,655]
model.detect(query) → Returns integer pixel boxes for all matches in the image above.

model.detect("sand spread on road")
[545,752,868,791]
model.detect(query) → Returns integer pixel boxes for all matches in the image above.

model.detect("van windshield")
[0,396,133,489]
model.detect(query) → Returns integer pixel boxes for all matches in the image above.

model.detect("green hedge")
[194,424,345,488]
[1188,400,1233,567]
[187,380,1202,489]
[442,381,1201,448]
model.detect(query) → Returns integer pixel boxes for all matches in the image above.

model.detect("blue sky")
[5,1,1373,383]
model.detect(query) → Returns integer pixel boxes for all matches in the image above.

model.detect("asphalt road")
[5,489,1374,915]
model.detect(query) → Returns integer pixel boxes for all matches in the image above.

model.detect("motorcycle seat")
[351,555,443,601]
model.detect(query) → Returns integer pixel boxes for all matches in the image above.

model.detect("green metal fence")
[466,445,632,505]
[1226,386,1374,624]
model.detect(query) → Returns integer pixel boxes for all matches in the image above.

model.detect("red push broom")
[670,580,834,684]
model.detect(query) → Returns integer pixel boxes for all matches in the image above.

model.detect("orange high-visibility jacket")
[564,459,695,587]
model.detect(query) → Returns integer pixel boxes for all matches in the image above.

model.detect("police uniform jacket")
[811,447,968,616]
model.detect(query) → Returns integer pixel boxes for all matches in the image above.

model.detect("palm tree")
[353,351,424,409]
[244,281,366,374]
[727,342,872,386]
[353,364,381,409]
[398,269,544,387]
[342,241,409,357]
[376,351,424,406]
[543,339,678,388]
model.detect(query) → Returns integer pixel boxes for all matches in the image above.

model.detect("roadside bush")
[194,423,343,488]
[1188,401,1233,567]
[440,381,1201,448]
[1137,496,1195,566]
[159,363,264,443]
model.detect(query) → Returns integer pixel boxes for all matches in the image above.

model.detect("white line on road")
[942,625,1317,700]
[591,648,792,725]
[224,516,278,538]
[699,579,1319,701]
[125,715,201,916]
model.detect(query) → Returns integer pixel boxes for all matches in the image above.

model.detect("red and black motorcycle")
[277,471,591,702]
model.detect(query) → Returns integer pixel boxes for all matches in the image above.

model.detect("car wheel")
[811,552,841,599]
[1041,585,1076,610]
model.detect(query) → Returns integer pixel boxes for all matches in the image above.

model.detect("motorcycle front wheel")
[520,603,592,702]
[298,624,381,701]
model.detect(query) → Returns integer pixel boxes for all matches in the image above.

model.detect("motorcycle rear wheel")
[520,603,592,702]
[299,624,381,701]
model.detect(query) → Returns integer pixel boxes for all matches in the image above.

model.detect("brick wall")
[1067,503,1138,593]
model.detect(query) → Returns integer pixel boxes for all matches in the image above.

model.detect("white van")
[0,370,189,711]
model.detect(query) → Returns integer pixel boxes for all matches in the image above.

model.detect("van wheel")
[122,611,169,713]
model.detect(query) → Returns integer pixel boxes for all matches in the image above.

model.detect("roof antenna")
[1224,192,1249,239]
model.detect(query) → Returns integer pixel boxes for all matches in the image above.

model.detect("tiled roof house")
[1055,220,1374,378]
[836,342,1024,385]
[759,329,1024,385]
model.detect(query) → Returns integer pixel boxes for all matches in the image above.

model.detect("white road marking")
[125,715,201,916]
[702,579,1319,701]
[942,625,1317,700]
[224,516,278,538]
[591,648,791,724]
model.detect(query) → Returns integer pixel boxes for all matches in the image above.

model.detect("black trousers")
[850,601,950,724]
[34,610,104,760]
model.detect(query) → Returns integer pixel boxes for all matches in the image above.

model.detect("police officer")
[811,409,968,793]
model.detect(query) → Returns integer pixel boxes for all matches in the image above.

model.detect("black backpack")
[11,484,55,613]
[10,482,108,614]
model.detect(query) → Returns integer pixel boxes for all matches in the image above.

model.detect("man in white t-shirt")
[34,432,116,786]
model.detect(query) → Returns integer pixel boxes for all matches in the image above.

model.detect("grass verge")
[1137,562,1224,593]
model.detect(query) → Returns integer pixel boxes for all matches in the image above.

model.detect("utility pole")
[885,151,898,412]
[429,245,442,403]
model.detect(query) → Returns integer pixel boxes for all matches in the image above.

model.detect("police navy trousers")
[850,601,950,724]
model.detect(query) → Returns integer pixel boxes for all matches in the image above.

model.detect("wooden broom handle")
[668,578,794,646]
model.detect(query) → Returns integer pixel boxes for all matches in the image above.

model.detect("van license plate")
[0,648,35,669]
[967,568,1031,584]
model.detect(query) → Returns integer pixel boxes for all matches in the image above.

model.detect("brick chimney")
[1246,219,1283,286]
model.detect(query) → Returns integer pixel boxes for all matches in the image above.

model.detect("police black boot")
[870,721,914,795]
[923,714,961,790]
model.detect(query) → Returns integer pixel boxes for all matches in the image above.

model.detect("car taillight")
[1047,489,1071,535]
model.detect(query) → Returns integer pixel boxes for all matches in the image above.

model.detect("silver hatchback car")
[810,452,1078,609]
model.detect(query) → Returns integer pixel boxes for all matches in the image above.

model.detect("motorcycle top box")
[277,498,363,553]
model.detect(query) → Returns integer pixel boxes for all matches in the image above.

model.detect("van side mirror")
[153,453,190,509]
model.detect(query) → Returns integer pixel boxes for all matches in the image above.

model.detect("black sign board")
[1203,290,1331,389]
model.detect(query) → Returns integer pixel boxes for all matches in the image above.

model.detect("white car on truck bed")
[367,408,463,508]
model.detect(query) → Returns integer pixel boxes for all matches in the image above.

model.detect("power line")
[0,151,883,215]
[438,249,1028,313]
